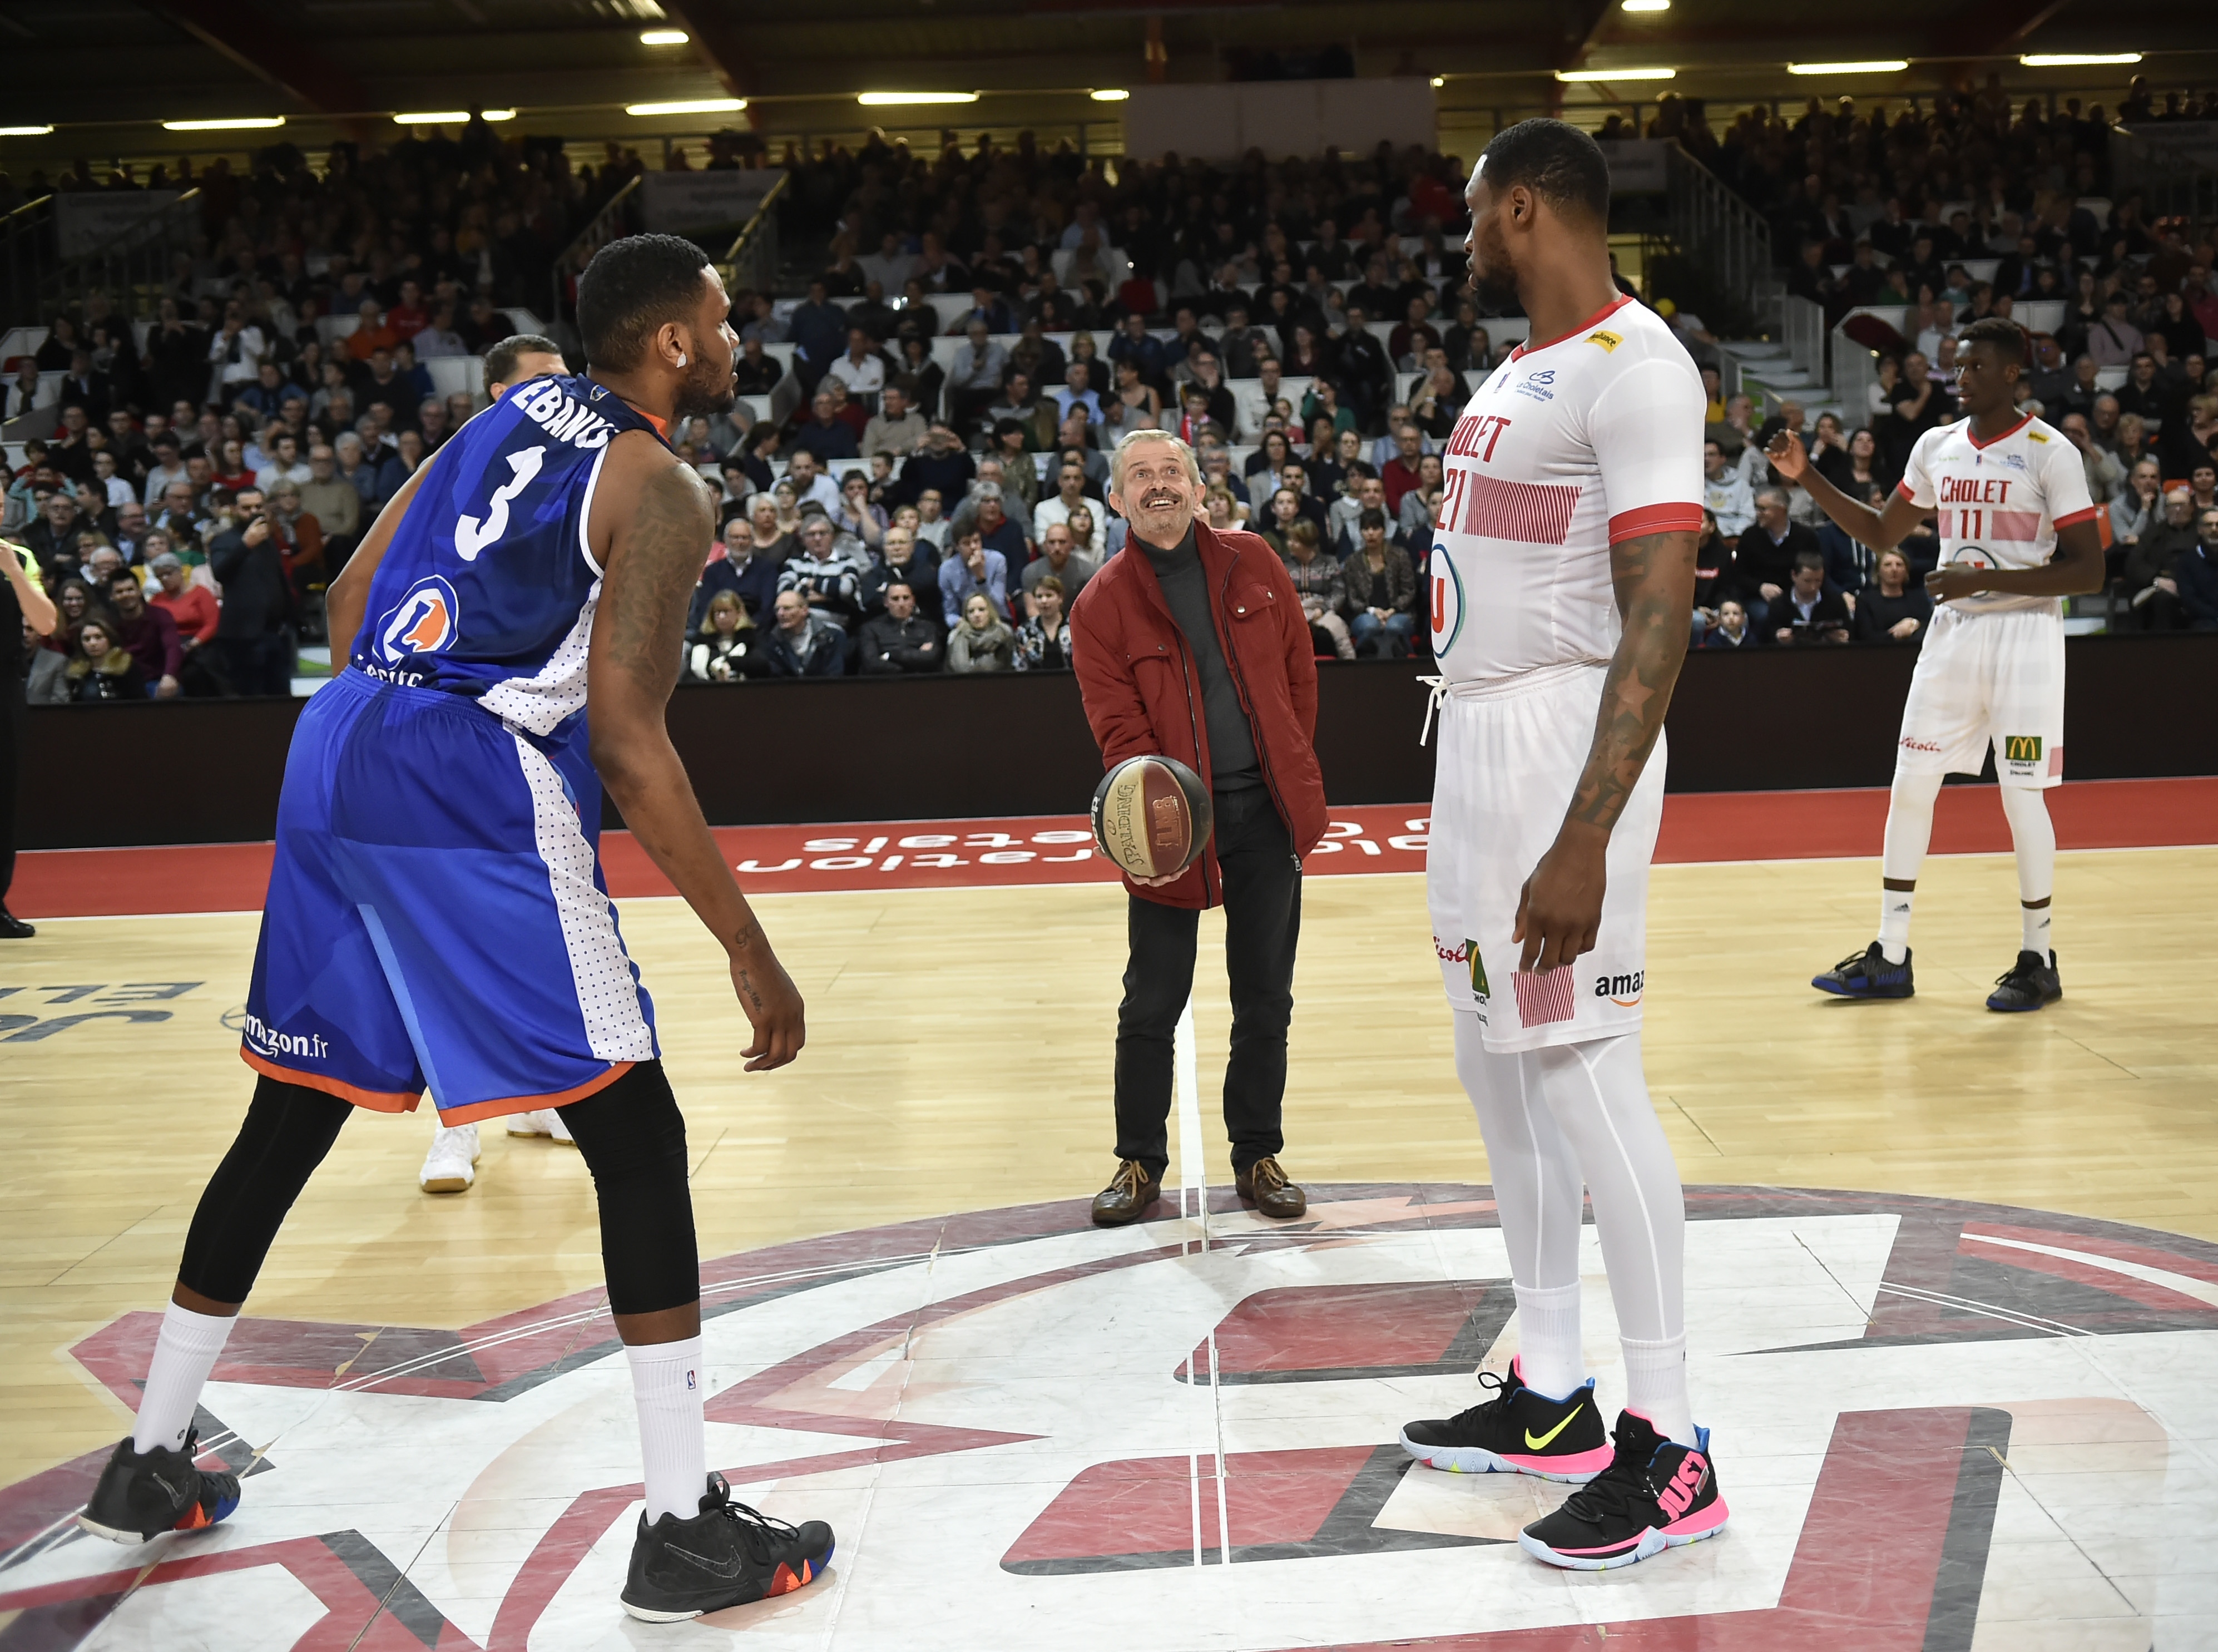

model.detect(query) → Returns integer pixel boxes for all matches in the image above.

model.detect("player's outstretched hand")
[1765,428,1809,483]
[1513,825,1608,975]
[729,923,806,1071]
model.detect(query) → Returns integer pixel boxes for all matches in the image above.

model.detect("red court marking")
[12,777,2215,919]
[1203,1282,1490,1376]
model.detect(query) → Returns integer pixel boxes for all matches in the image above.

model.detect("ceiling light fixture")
[2021,52,2142,67]
[0,125,55,137]
[858,91,980,106]
[1430,76,1445,88]
[481,109,516,121]
[394,111,469,125]
[1622,0,1670,11]
[639,29,690,44]
[1555,67,1676,82]
[162,116,286,131]
[624,97,747,116]
[1788,60,1910,75]
[1090,88,1130,102]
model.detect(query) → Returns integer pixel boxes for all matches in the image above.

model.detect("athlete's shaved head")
[1472,119,1611,227]
[576,234,717,373]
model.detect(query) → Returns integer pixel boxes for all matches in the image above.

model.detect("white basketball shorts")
[1894,605,2064,790]
[1425,663,1666,1053]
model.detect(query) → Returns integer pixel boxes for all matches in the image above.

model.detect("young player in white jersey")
[1394,120,1728,1572]
[1768,316,2104,1011]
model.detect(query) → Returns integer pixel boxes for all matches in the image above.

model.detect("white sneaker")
[507,1108,576,1145]
[419,1124,480,1193]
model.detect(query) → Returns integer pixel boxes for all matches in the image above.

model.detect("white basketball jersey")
[1897,413,2098,616]
[1427,295,1706,683]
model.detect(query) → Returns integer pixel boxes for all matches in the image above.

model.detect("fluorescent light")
[2022,52,2142,67]
[394,111,469,125]
[1556,67,1676,82]
[1622,0,1670,11]
[0,125,55,137]
[481,109,516,122]
[639,28,690,44]
[1788,60,1909,75]
[857,91,979,106]
[1430,76,1445,88]
[625,97,747,116]
[161,116,286,131]
[1090,88,1130,102]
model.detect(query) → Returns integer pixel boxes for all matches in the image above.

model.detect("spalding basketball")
[1091,755,1214,881]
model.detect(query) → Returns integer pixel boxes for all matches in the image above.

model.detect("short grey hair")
[1754,487,1789,511]
[1109,427,1201,492]
[148,552,182,572]
[971,480,1003,502]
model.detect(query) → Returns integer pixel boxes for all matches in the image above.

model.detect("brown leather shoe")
[1235,1155,1306,1219]
[1091,1159,1163,1226]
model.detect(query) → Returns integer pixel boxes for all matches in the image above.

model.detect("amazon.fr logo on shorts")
[2003,735,2043,764]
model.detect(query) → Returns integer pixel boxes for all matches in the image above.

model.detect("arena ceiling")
[4,0,2217,166]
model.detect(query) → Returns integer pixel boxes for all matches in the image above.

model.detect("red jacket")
[1070,521,1328,909]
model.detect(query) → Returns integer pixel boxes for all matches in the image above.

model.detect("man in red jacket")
[1070,428,1330,1226]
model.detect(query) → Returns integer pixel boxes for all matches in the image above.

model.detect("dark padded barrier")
[21,632,2217,848]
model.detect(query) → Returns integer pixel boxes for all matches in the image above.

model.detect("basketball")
[1091,755,1214,881]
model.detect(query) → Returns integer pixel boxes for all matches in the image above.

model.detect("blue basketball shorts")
[240,669,658,1122]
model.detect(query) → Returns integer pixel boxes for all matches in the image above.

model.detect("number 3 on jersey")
[454,445,546,562]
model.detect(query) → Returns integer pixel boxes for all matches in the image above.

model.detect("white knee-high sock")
[626,1336,708,1525]
[1879,771,1944,962]
[1452,1013,1586,1397]
[133,1303,236,1455]
[1531,1033,1697,1447]
[1998,785,2056,955]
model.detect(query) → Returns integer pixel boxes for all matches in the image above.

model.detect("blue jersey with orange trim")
[349,373,669,735]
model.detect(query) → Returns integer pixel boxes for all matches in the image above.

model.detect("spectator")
[104,568,181,698]
[1022,521,1097,605]
[1379,424,1430,517]
[255,431,313,492]
[1278,517,1352,660]
[146,551,220,677]
[858,579,944,674]
[957,482,1030,567]
[1852,550,1933,645]
[2126,488,2199,614]
[947,320,1010,429]
[24,612,69,703]
[64,616,145,701]
[826,328,888,399]
[937,526,1009,628]
[1739,487,1822,616]
[791,391,861,463]
[948,591,1016,672]
[834,471,887,554]
[1033,462,1105,555]
[689,518,779,632]
[761,588,847,676]
[1343,507,1418,656]
[209,487,294,695]
[2086,293,2144,368]
[1702,440,1755,542]
[686,591,766,682]
[860,383,928,457]
[2170,519,2218,629]
[1702,598,1760,649]
[778,515,868,627]
[1014,576,1073,670]
[2112,457,2163,551]
[2059,412,2125,504]
[1769,548,1852,645]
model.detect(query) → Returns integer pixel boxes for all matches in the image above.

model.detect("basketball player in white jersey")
[1394,121,1727,1571]
[1768,316,2103,1011]
[415,333,583,1194]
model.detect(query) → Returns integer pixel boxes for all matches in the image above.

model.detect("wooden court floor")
[4,845,2215,1488]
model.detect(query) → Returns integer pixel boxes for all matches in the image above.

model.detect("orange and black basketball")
[1091,755,1213,881]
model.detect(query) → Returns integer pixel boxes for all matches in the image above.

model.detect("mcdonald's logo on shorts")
[2003,735,2044,765]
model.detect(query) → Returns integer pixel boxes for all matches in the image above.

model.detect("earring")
[676,352,688,367]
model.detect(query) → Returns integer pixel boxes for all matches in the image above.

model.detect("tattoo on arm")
[1567,529,1697,833]
[604,462,714,701]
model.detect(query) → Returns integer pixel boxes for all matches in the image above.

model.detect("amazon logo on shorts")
[376,577,461,664]
[1596,969,1644,1005]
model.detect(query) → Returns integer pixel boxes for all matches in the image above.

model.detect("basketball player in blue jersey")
[78,237,836,1622]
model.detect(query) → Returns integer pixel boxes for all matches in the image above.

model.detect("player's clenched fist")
[1765,428,1809,482]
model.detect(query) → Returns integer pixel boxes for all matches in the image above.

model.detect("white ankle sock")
[1621,1333,1696,1448]
[133,1303,236,1455]
[1512,1282,1585,1401]
[2022,904,2052,957]
[626,1336,708,1525]
[1877,889,1915,965]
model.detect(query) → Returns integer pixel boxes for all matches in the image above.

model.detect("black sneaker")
[1811,941,1914,999]
[77,1431,242,1544]
[1519,1410,1728,1570]
[621,1472,835,1623]
[1398,1357,1612,1483]
[1987,948,2062,1012]
[0,905,32,939]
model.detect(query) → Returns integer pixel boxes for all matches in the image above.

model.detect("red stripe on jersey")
[1896,481,1920,503]
[1987,510,2043,540]
[1512,966,1578,1026]
[1456,472,1581,544]
[2053,506,2101,528]
[1608,502,1703,543]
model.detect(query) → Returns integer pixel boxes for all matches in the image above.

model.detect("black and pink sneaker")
[1518,1410,1728,1569]
[1398,1358,1613,1483]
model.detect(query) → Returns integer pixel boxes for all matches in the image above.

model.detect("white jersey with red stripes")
[1427,293,1705,684]
[1897,412,2098,616]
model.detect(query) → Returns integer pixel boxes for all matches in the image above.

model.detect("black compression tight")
[176,1062,700,1315]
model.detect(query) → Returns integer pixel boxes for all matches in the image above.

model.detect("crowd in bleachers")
[13,97,2218,709]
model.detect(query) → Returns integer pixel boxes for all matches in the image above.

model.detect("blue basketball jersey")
[350,373,670,735]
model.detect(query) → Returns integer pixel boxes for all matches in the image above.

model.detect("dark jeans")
[1113,787,1303,1181]
[219,632,293,697]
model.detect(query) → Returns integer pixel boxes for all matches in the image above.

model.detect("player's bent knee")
[560,1062,700,1317]
[560,1060,688,1183]
[177,1077,355,1304]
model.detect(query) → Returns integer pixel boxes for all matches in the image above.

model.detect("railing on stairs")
[1780,293,1826,385]
[2111,128,2218,224]
[1665,144,1773,330]
[3,190,204,334]
[719,171,789,298]
[547,174,643,347]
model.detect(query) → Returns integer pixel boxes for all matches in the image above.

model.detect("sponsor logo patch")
[2003,734,2044,764]
[1900,736,1944,753]
[1596,969,1644,1006]
[1586,330,1622,353]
